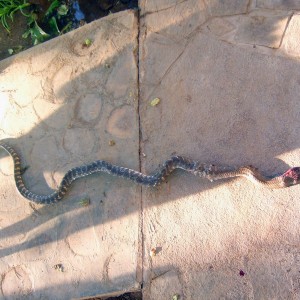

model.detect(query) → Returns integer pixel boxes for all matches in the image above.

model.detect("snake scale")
[0,141,299,205]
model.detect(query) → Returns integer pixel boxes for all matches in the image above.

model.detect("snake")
[0,141,299,205]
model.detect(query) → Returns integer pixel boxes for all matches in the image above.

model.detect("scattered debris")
[83,38,93,47]
[109,140,116,146]
[150,97,160,106]
[29,202,41,215]
[79,197,90,206]
[54,264,64,272]
[151,269,171,281]
[150,248,157,257]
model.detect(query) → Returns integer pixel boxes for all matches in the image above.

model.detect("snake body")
[0,141,299,205]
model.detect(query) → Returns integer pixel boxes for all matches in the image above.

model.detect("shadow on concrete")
[2,236,300,299]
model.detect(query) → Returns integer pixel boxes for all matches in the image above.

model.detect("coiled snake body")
[0,141,299,205]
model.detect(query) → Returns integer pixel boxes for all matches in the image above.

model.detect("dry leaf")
[150,248,157,257]
[150,98,160,106]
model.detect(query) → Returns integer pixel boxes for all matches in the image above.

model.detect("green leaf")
[78,197,90,207]
[57,4,68,16]
[150,97,160,106]
[0,1,31,31]
[22,29,30,39]
[32,22,49,39]
[1,15,9,31]
[45,0,60,17]
[48,16,60,35]
[7,45,23,55]
[84,38,92,47]
[23,21,50,45]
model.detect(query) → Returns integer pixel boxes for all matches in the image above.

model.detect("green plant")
[22,0,72,45]
[0,0,30,31]
[1,0,74,49]
[22,14,50,45]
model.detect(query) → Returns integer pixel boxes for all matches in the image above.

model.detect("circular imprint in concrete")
[2,266,32,298]
[107,105,135,139]
[63,128,95,156]
[75,93,103,124]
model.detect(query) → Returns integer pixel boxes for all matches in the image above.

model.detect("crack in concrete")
[246,0,253,13]
[146,26,201,98]
[136,7,145,290]
[151,269,171,281]
[198,9,294,50]
[203,0,250,18]
[278,12,294,48]
[103,254,113,282]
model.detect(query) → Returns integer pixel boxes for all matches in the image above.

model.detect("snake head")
[282,167,300,186]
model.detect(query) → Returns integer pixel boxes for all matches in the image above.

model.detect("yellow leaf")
[150,97,160,106]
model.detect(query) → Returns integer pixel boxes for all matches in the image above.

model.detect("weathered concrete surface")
[257,0,300,10]
[233,9,290,48]
[0,11,140,299]
[205,0,249,17]
[1,1,300,299]
[140,0,300,299]
[281,13,300,58]
[203,9,292,49]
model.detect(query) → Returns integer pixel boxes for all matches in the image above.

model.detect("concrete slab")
[140,1,300,299]
[0,10,141,299]
[141,0,206,40]
[202,9,292,49]
[1,1,300,299]
[281,13,300,58]
[233,9,290,48]
[257,0,300,10]
[205,0,249,17]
